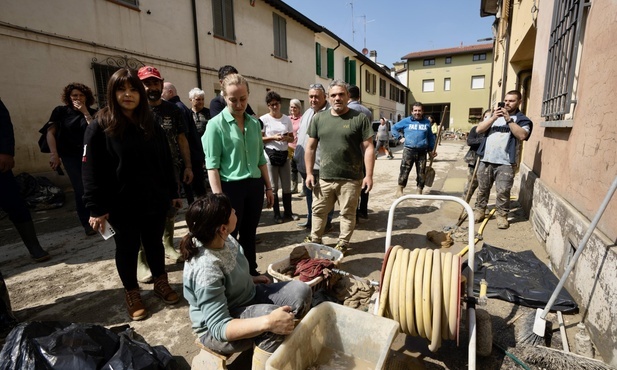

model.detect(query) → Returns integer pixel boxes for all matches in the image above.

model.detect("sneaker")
[125,289,148,321]
[334,241,349,256]
[496,215,509,229]
[473,209,485,223]
[274,215,283,224]
[387,155,394,160]
[303,235,322,244]
[153,273,180,304]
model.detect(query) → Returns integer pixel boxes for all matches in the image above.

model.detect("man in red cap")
[136,66,191,276]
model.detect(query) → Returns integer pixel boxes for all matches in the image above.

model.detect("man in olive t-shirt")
[304,80,375,254]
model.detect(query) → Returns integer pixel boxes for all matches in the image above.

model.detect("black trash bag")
[0,322,175,370]
[0,271,18,338]
[471,243,578,312]
[101,328,174,370]
[14,173,65,211]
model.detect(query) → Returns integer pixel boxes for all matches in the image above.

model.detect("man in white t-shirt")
[473,90,533,229]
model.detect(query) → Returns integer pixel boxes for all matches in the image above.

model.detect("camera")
[497,102,505,108]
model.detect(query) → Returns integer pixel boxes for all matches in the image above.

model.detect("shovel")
[424,106,448,187]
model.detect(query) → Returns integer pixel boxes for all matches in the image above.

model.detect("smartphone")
[99,220,116,240]
[497,102,505,108]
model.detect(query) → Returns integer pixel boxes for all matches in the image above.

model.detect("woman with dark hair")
[260,91,297,224]
[82,68,182,321]
[203,73,274,276]
[45,82,98,235]
[181,193,311,367]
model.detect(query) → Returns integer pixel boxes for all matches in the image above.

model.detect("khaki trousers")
[310,179,362,244]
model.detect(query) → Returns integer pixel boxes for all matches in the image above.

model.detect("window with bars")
[90,56,145,108]
[273,13,287,59]
[212,0,235,41]
[541,0,590,121]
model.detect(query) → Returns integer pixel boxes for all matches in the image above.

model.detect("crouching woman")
[181,193,312,365]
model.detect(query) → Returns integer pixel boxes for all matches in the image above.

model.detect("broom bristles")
[516,310,546,346]
[522,345,615,370]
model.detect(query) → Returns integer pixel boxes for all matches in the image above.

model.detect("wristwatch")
[507,118,514,124]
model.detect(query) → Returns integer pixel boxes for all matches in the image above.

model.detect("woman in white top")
[260,92,298,223]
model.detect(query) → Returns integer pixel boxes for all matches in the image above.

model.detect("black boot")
[273,194,283,224]
[282,193,299,221]
[14,221,50,262]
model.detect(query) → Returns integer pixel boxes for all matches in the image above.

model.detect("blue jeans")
[199,281,312,354]
[62,155,89,228]
[299,172,333,227]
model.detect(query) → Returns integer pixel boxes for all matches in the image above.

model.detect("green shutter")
[350,60,356,85]
[315,43,321,75]
[344,57,350,82]
[327,48,334,79]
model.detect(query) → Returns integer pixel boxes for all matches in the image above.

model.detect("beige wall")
[0,0,316,174]
[407,52,492,131]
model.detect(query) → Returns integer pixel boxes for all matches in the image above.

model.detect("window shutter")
[344,57,350,82]
[212,0,223,37]
[349,60,356,85]
[327,48,334,79]
[223,0,235,40]
[315,43,321,75]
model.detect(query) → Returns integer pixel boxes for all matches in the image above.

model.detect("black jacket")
[0,99,15,156]
[82,120,179,217]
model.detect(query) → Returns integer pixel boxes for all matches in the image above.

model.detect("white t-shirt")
[260,113,293,152]
[482,116,514,165]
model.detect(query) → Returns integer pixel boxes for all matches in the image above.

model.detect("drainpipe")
[191,0,202,88]
[500,0,513,100]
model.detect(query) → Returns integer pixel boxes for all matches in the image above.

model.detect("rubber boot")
[252,346,272,370]
[395,185,404,198]
[163,217,183,263]
[273,194,283,224]
[282,193,299,221]
[136,247,153,283]
[14,221,50,262]
[291,178,298,194]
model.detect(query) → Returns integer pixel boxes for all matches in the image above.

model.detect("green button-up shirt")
[203,108,266,182]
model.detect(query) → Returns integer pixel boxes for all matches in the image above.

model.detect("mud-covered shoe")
[416,187,424,195]
[496,215,509,229]
[125,289,148,321]
[395,185,404,198]
[334,240,349,256]
[473,209,485,224]
[153,273,180,304]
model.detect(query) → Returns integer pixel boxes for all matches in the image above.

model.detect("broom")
[521,345,615,370]
[518,175,617,345]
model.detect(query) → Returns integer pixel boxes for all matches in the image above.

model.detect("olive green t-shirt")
[308,109,372,180]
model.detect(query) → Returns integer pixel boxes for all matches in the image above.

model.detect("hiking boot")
[473,209,485,223]
[125,289,148,321]
[334,241,349,256]
[395,185,404,198]
[153,273,180,304]
[496,215,509,229]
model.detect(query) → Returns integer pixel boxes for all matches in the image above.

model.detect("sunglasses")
[309,83,325,91]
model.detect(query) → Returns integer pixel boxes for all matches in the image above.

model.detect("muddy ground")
[1,141,592,369]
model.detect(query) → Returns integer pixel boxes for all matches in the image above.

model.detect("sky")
[284,0,495,67]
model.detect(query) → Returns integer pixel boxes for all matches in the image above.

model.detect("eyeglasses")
[309,83,325,91]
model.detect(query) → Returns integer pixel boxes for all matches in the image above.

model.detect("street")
[0,141,578,369]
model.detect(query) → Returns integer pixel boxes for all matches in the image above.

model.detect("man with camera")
[473,90,533,229]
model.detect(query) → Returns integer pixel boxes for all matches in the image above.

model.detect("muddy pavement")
[1,141,577,369]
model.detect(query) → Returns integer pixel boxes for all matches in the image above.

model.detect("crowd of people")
[1,61,532,363]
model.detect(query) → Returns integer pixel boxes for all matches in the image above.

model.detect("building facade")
[401,44,493,131]
[482,0,617,364]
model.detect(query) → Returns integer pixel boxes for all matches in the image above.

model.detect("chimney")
[369,50,377,63]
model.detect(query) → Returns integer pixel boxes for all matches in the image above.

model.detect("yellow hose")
[458,208,496,257]
[378,247,462,352]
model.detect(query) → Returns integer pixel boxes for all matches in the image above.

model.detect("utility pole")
[360,15,375,50]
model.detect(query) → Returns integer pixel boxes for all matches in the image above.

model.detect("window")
[423,58,435,66]
[389,85,396,100]
[422,79,435,92]
[107,0,138,8]
[445,57,452,64]
[379,79,386,97]
[471,75,485,89]
[212,0,235,41]
[398,89,405,104]
[469,108,484,123]
[444,78,451,91]
[542,0,590,121]
[372,74,376,94]
[91,55,145,108]
[365,70,371,93]
[473,53,487,61]
[272,13,287,59]
[344,57,356,85]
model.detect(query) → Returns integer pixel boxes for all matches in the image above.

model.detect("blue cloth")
[392,116,435,150]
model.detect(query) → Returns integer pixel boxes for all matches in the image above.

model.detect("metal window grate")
[91,55,144,108]
[541,0,589,120]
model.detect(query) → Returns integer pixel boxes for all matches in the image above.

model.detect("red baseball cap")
[138,66,163,80]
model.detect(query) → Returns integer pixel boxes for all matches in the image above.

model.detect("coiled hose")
[377,245,461,352]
